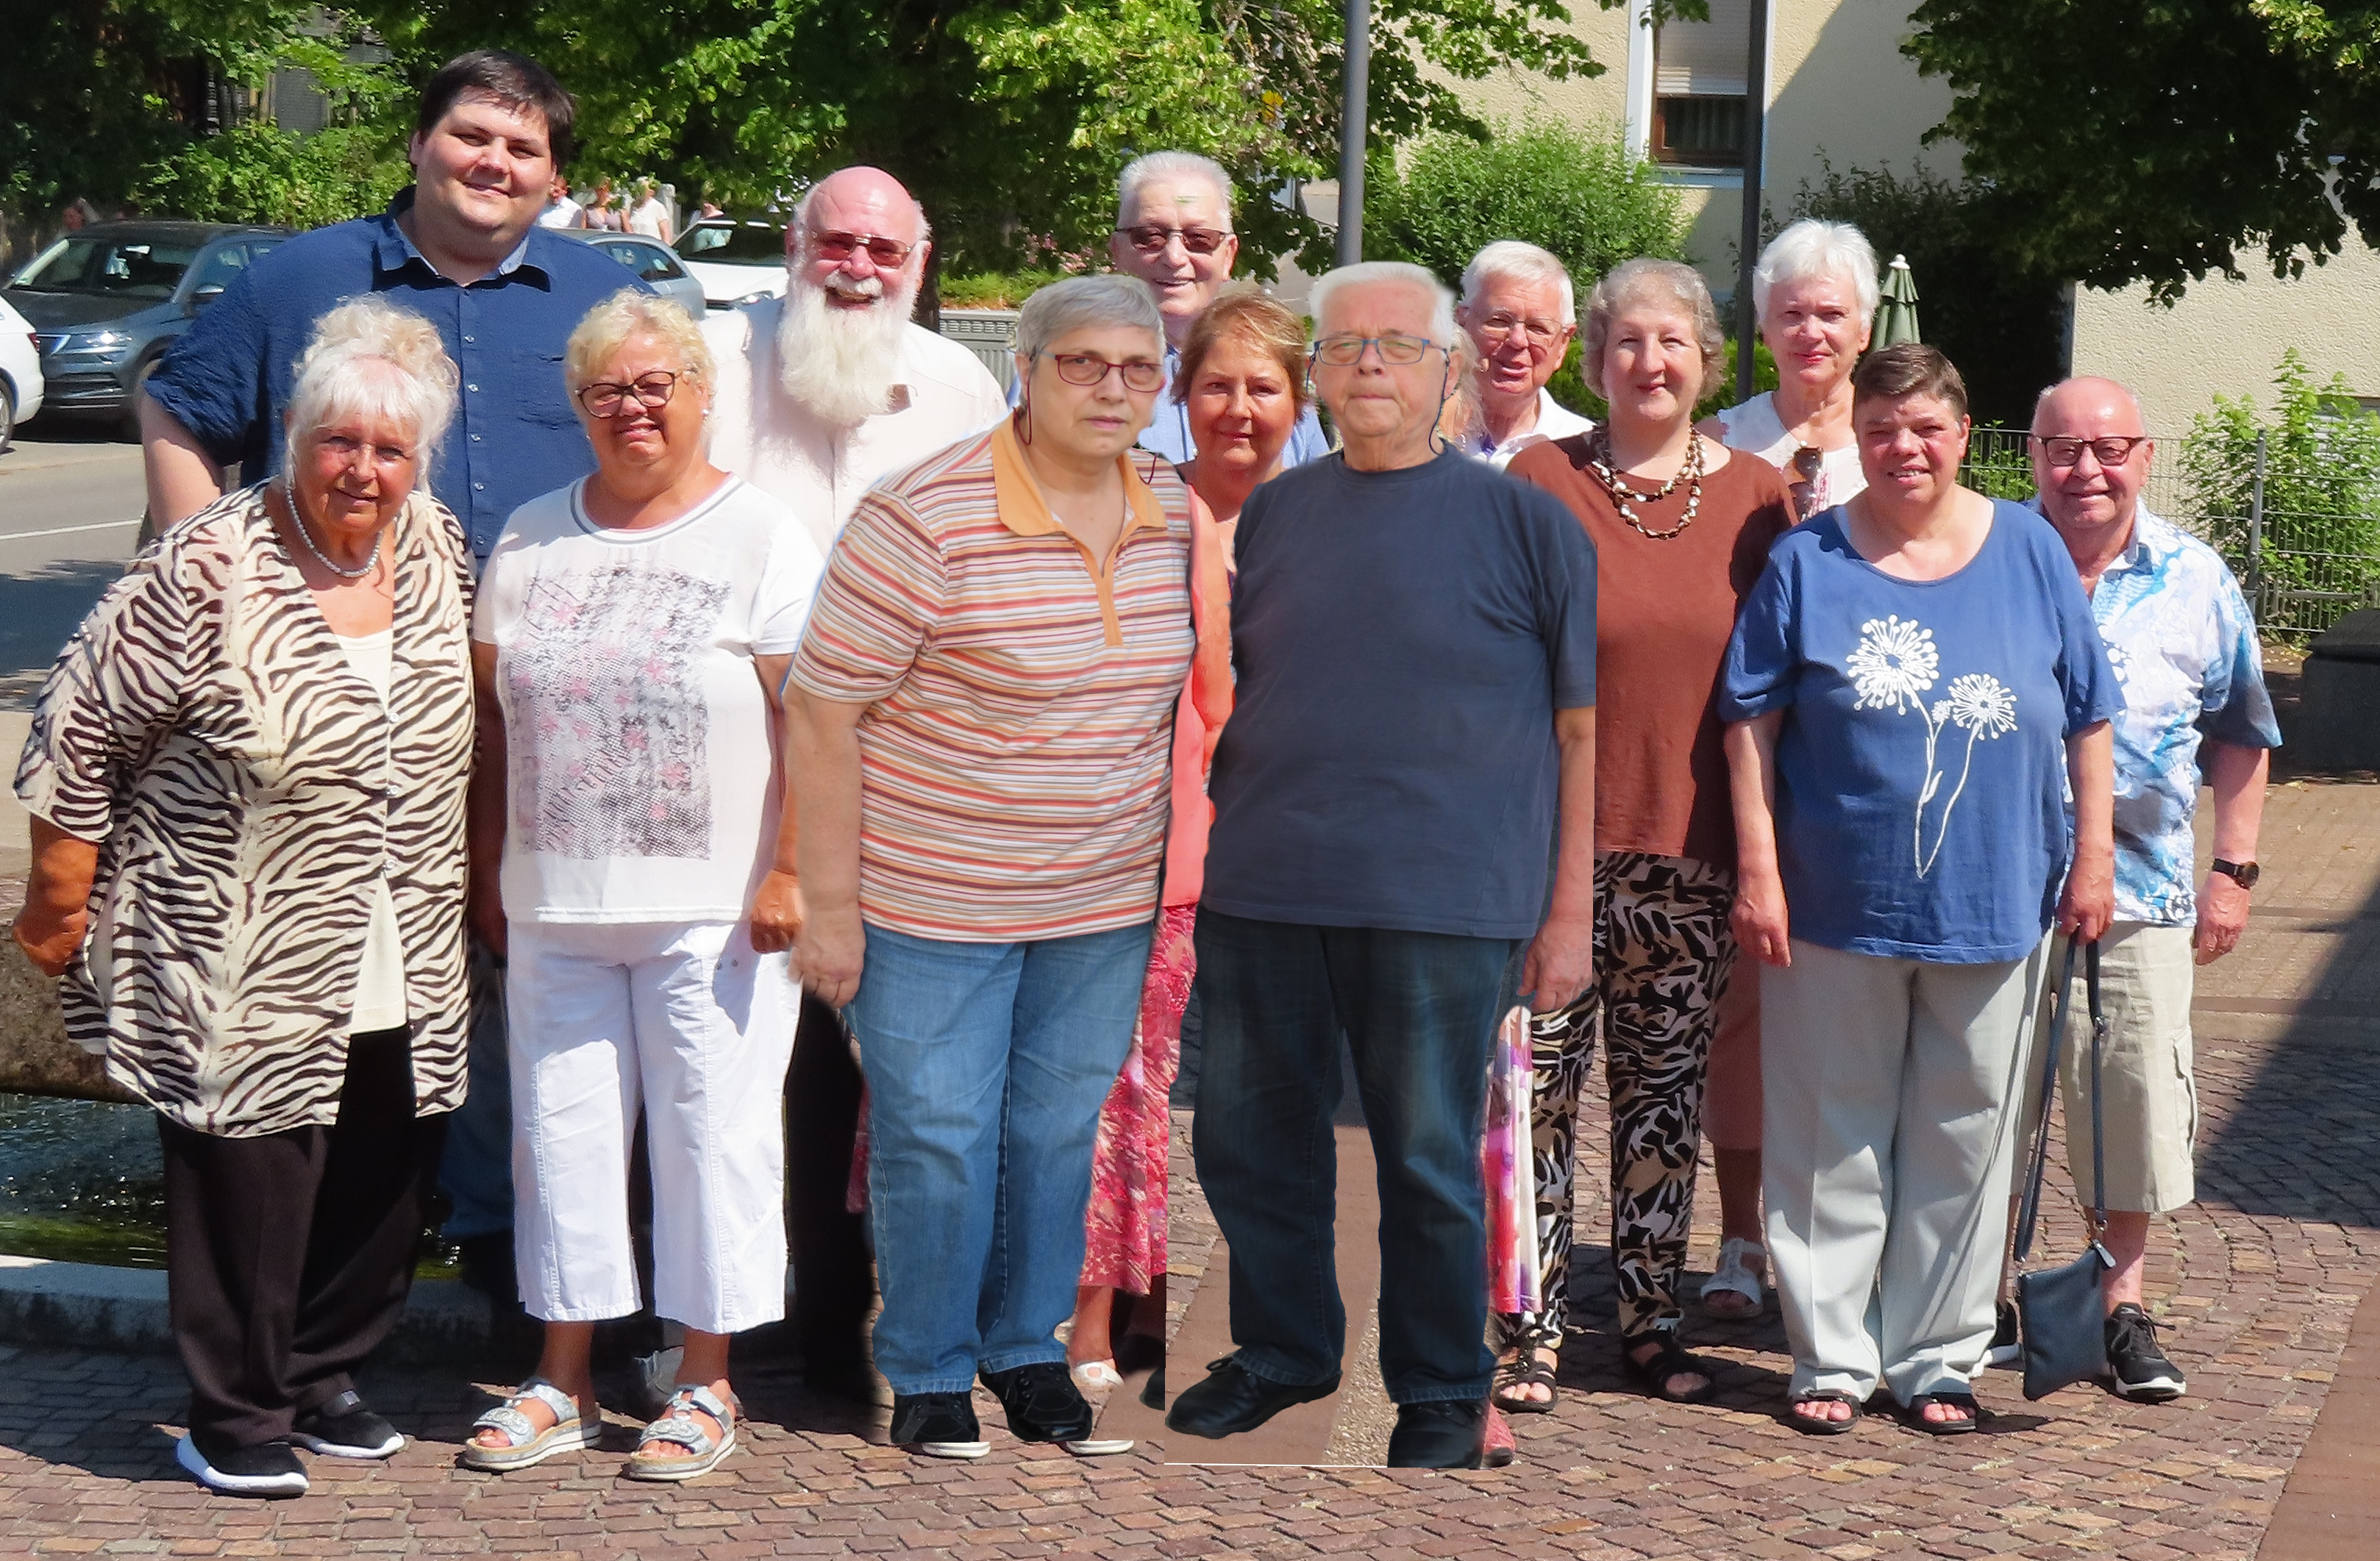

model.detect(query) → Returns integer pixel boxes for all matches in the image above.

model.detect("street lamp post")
[1337,0,1370,267]
[1734,0,1769,401]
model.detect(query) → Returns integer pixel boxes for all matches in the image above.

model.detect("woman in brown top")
[1502,259,1793,1409]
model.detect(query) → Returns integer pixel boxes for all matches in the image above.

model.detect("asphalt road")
[0,420,147,713]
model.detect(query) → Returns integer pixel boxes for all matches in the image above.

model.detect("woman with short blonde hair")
[15,296,474,1498]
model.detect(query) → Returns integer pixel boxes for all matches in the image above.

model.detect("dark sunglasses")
[811,230,915,267]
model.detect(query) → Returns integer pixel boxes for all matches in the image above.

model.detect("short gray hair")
[1309,261,1460,349]
[565,290,713,395]
[1753,218,1881,324]
[1460,240,1575,326]
[1583,257,1725,396]
[283,295,457,480]
[1116,151,1234,230]
[1016,274,1166,361]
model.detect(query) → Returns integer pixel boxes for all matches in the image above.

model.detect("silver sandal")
[624,1384,738,1482]
[460,1378,599,1471]
[1702,1237,1767,1316]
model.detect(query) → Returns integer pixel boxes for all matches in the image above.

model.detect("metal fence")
[1963,426,2380,637]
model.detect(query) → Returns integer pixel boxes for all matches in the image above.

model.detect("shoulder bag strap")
[2085,937,2108,1234]
[2012,937,2083,1262]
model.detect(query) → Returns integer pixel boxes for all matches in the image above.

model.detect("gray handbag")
[2010,937,2115,1401]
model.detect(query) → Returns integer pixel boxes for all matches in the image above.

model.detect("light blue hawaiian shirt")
[2039,501,2281,926]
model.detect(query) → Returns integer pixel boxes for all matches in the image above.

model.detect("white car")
[673,219,789,309]
[0,293,45,455]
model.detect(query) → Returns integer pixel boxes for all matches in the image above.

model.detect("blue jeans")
[847,919,1152,1396]
[437,940,514,1243]
[1191,910,1519,1404]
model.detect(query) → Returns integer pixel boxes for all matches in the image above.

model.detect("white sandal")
[459,1378,599,1471]
[624,1384,738,1482]
[1070,1359,1124,1390]
[1701,1237,1767,1316]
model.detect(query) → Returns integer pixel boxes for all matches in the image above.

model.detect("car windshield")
[12,235,202,299]
[675,223,785,263]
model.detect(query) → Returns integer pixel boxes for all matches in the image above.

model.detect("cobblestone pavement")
[0,783,2370,1557]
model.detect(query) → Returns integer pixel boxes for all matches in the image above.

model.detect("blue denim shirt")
[146,188,649,562]
[2032,501,2282,926]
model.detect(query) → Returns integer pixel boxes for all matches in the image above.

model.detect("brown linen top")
[1506,435,1793,871]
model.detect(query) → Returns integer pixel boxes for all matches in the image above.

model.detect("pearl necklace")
[278,480,382,579]
[1587,429,1706,540]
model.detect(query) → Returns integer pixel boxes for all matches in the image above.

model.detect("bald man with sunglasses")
[1101,151,1330,467]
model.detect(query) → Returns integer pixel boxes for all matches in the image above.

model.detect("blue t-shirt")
[1719,500,2122,963]
[145,188,648,561]
[1202,449,1599,940]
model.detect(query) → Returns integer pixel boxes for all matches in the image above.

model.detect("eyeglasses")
[1037,351,1166,393]
[1311,334,1445,368]
[578,371,681,418]
[1116,224,1231,257]
[810,230,915,268]
[2034,434,2149,468]
[1473,312,1567,349]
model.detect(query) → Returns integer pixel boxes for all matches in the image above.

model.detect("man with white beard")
[702,165,1008,557]
[698,165,1005,1402]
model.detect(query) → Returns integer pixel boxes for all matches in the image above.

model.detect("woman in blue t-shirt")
[1720,345,2118,1437]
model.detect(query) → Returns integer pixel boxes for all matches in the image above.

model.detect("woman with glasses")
[1689,218,1882,1323]
[785,274,1201,1460]
[461,290,826,1480]
[1454,240,1595,468]
[1503,259,1795,1410]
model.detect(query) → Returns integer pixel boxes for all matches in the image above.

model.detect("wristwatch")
[2212,858,2261,890]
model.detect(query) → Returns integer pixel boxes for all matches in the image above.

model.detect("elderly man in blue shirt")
[138,49,648,1307]
[2000,375,2280,1404]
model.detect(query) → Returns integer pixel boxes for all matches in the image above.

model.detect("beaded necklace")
[1586,429,1706,540]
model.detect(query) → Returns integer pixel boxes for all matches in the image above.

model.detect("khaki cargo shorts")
[2017,923,2198,1215]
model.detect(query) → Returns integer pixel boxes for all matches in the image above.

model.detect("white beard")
[775,274,916,428]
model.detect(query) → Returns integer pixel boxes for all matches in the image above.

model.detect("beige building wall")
[2071,237,2380,438]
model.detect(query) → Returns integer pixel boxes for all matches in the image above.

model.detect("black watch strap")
[2212,857,2261,890]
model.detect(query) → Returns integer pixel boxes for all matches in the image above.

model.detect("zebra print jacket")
[16,483,476,1137]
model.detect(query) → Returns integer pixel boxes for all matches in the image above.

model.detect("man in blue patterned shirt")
[2003,376,2281,1403]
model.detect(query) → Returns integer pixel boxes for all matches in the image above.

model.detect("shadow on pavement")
[0,559,125,710]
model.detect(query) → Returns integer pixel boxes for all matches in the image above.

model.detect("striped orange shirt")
[789,421,1195,941]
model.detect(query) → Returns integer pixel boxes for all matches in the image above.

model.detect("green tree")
[1906,0,2380,300]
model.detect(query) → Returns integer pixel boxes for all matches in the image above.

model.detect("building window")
[1653,0,1750,168]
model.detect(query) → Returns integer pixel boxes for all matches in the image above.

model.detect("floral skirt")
[1079,902,1196,1294]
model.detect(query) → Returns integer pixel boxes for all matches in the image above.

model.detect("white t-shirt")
[473,476,826,924]
[628,198,669,237]
[1714,392,1866,515]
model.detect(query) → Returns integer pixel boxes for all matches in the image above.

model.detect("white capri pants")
[507,920,799,1333]
[1762,936,2050,1404]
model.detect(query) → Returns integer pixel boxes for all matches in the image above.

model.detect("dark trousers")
[1190,910,1518,1404]
[160,1027,449,1446]
[785,993,873,1381]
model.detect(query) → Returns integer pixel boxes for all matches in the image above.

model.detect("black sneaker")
[291,1390,404,1459]
[2106,1304,2186,1401]
[1386,1399,1487,1468]
[888,1391,988,1459]
[982,1361,1131,1454]
[175,1430,308,1498]
[1984,1300,2020,1368]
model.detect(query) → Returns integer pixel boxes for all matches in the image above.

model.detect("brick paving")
[0,782,2370,1556]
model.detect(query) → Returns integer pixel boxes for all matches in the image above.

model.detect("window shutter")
[1656,0,1753,98]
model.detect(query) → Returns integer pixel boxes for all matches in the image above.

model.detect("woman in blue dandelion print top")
[1719,346,2120,1438]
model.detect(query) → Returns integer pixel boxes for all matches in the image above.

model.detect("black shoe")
[1984,1299,2020,1368]
[175,1430,308,1498]
[888,1391,989,1459]
[980,1361,1095,1443]
[1139,1365,1164,1412]
[291,1390,403,1459]
[1387,1399,1487,1468]
[2106,1304,2187,1401]
[1164,1355,1340,1440]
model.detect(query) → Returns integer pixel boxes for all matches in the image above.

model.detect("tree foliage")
[1781,162,2067,430]
[1906,0,2380,301]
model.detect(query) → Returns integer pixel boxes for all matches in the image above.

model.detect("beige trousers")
[1762,937,2051,1403]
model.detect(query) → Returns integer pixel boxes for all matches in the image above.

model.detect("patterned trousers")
[1499,851,1737,1347]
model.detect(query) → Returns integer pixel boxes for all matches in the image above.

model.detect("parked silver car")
[572,232,707,320]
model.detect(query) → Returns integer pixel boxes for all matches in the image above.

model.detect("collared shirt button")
[470,433,482,442]
[473,481,485,490]
[463,334,476,343]
[466,382,478,393]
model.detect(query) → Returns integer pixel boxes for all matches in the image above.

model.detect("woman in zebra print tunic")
[12,298,474,1499]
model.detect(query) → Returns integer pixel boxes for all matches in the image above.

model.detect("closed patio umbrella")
[1873,254,1920,347]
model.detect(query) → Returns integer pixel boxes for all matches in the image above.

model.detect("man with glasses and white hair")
[702,165,1008,557]
[1165,261,1599,1468]
[1105,150,1329,465]
[2000,375,2279,1403]
[700,163,1007,1403]
[1456,240,1594,468]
